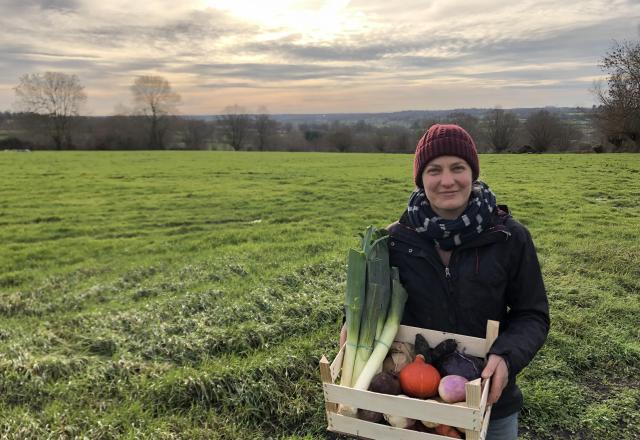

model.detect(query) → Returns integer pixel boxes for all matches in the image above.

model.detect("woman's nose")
[440,171,455,186]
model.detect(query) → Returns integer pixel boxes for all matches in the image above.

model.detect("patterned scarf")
[406,181,498,250]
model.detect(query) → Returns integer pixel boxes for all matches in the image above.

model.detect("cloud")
[0,46,102,75]
[71,11,242,50]
[3,0,79,12]
[190,62,379,82]
[199,82,258,89]
[0,0,639,113]
[501,80,594,90]
[241,38,422,61]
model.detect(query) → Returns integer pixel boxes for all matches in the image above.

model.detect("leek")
[370,237,391,341]
[352,278,382,381]
[340,248,367,387]
[353,267,408,390]
[351,227,391,381]
[340,266,408,417]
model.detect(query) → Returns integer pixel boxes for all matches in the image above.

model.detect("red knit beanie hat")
[413,124,479,188]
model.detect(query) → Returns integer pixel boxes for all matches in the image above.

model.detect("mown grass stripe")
[0,151,639,438]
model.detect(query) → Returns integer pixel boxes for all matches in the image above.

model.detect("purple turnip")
[438,375,468,403]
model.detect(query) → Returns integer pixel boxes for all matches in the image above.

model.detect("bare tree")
[592,106,627,150]
[593,40,640,151]
[300,123,325,150]
[556,121,584,151]
[220,105,250,150]
[182,119,215,150]
[483,108,520,152]
[90,115,148,150]
[525,110,562,152]
[372,131,387,152]
[14,72,87,149]
[254,107,278,151]
[327,122,353,152]
[447,112,482,147]
[130,75,181,149]
[391,127,411,152]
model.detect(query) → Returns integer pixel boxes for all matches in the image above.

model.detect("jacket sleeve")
[488,224,550,376]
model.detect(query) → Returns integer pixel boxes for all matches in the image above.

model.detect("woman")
[387,124,550,439]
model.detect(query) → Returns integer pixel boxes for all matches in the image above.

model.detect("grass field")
[0,151,639,439]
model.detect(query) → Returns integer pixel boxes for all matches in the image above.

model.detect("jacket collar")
[390,205,512,252]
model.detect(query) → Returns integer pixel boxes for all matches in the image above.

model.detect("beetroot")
[369,372,402,395]
[358,408,384,423]
[414,334,433,363]
[359,372,401,423]
[431,339,458,366]
[438,375,468,403]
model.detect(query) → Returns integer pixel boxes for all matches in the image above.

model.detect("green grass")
[0,151,639,439]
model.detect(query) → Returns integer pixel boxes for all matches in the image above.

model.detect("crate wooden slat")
[323,384,482,430]
[479,377,490,414]
[328,412,458,440]
[329,343,345,383]
[484,320,500,355]
[319,355,338,414]
[464,378,482,440]
[479,406,492,439]
[320,320,500,440]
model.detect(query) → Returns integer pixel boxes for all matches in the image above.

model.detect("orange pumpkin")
[398,354,441,398]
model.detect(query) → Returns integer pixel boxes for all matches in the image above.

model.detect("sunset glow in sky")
[1,0,639,115]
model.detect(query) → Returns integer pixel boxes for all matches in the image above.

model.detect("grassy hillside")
[0,151,638,439]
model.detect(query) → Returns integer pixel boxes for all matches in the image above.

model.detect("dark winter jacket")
[387,206,550,419]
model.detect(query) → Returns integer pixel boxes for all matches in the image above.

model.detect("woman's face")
[421,155,473,220]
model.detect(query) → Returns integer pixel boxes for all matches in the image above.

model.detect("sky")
[1,0,639,115]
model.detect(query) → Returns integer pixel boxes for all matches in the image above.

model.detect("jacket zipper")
[444,258,456,327]
[445,247,457,280]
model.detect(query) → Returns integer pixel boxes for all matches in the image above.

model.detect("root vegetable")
[435,424,462,438]
[382,342,414,375]
[414,334,433,363]
[431,339,458,366]
[369,372,401,395]
[438,375,468,403]
[383,401,415,429]
[358,408,383,423]
[421,420,438,429]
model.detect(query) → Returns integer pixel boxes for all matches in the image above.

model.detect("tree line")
[0,105,594,153]
[1,40,639,153]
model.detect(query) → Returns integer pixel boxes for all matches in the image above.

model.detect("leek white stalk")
[352,230,390,381]
[340,248,367,388]
[352,267,408,391]
[352,280,382,381]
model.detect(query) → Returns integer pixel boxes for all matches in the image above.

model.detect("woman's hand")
[481,354,509,405]
[339,323,347,348]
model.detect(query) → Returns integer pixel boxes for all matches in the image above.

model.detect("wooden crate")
[319,320,499,440]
